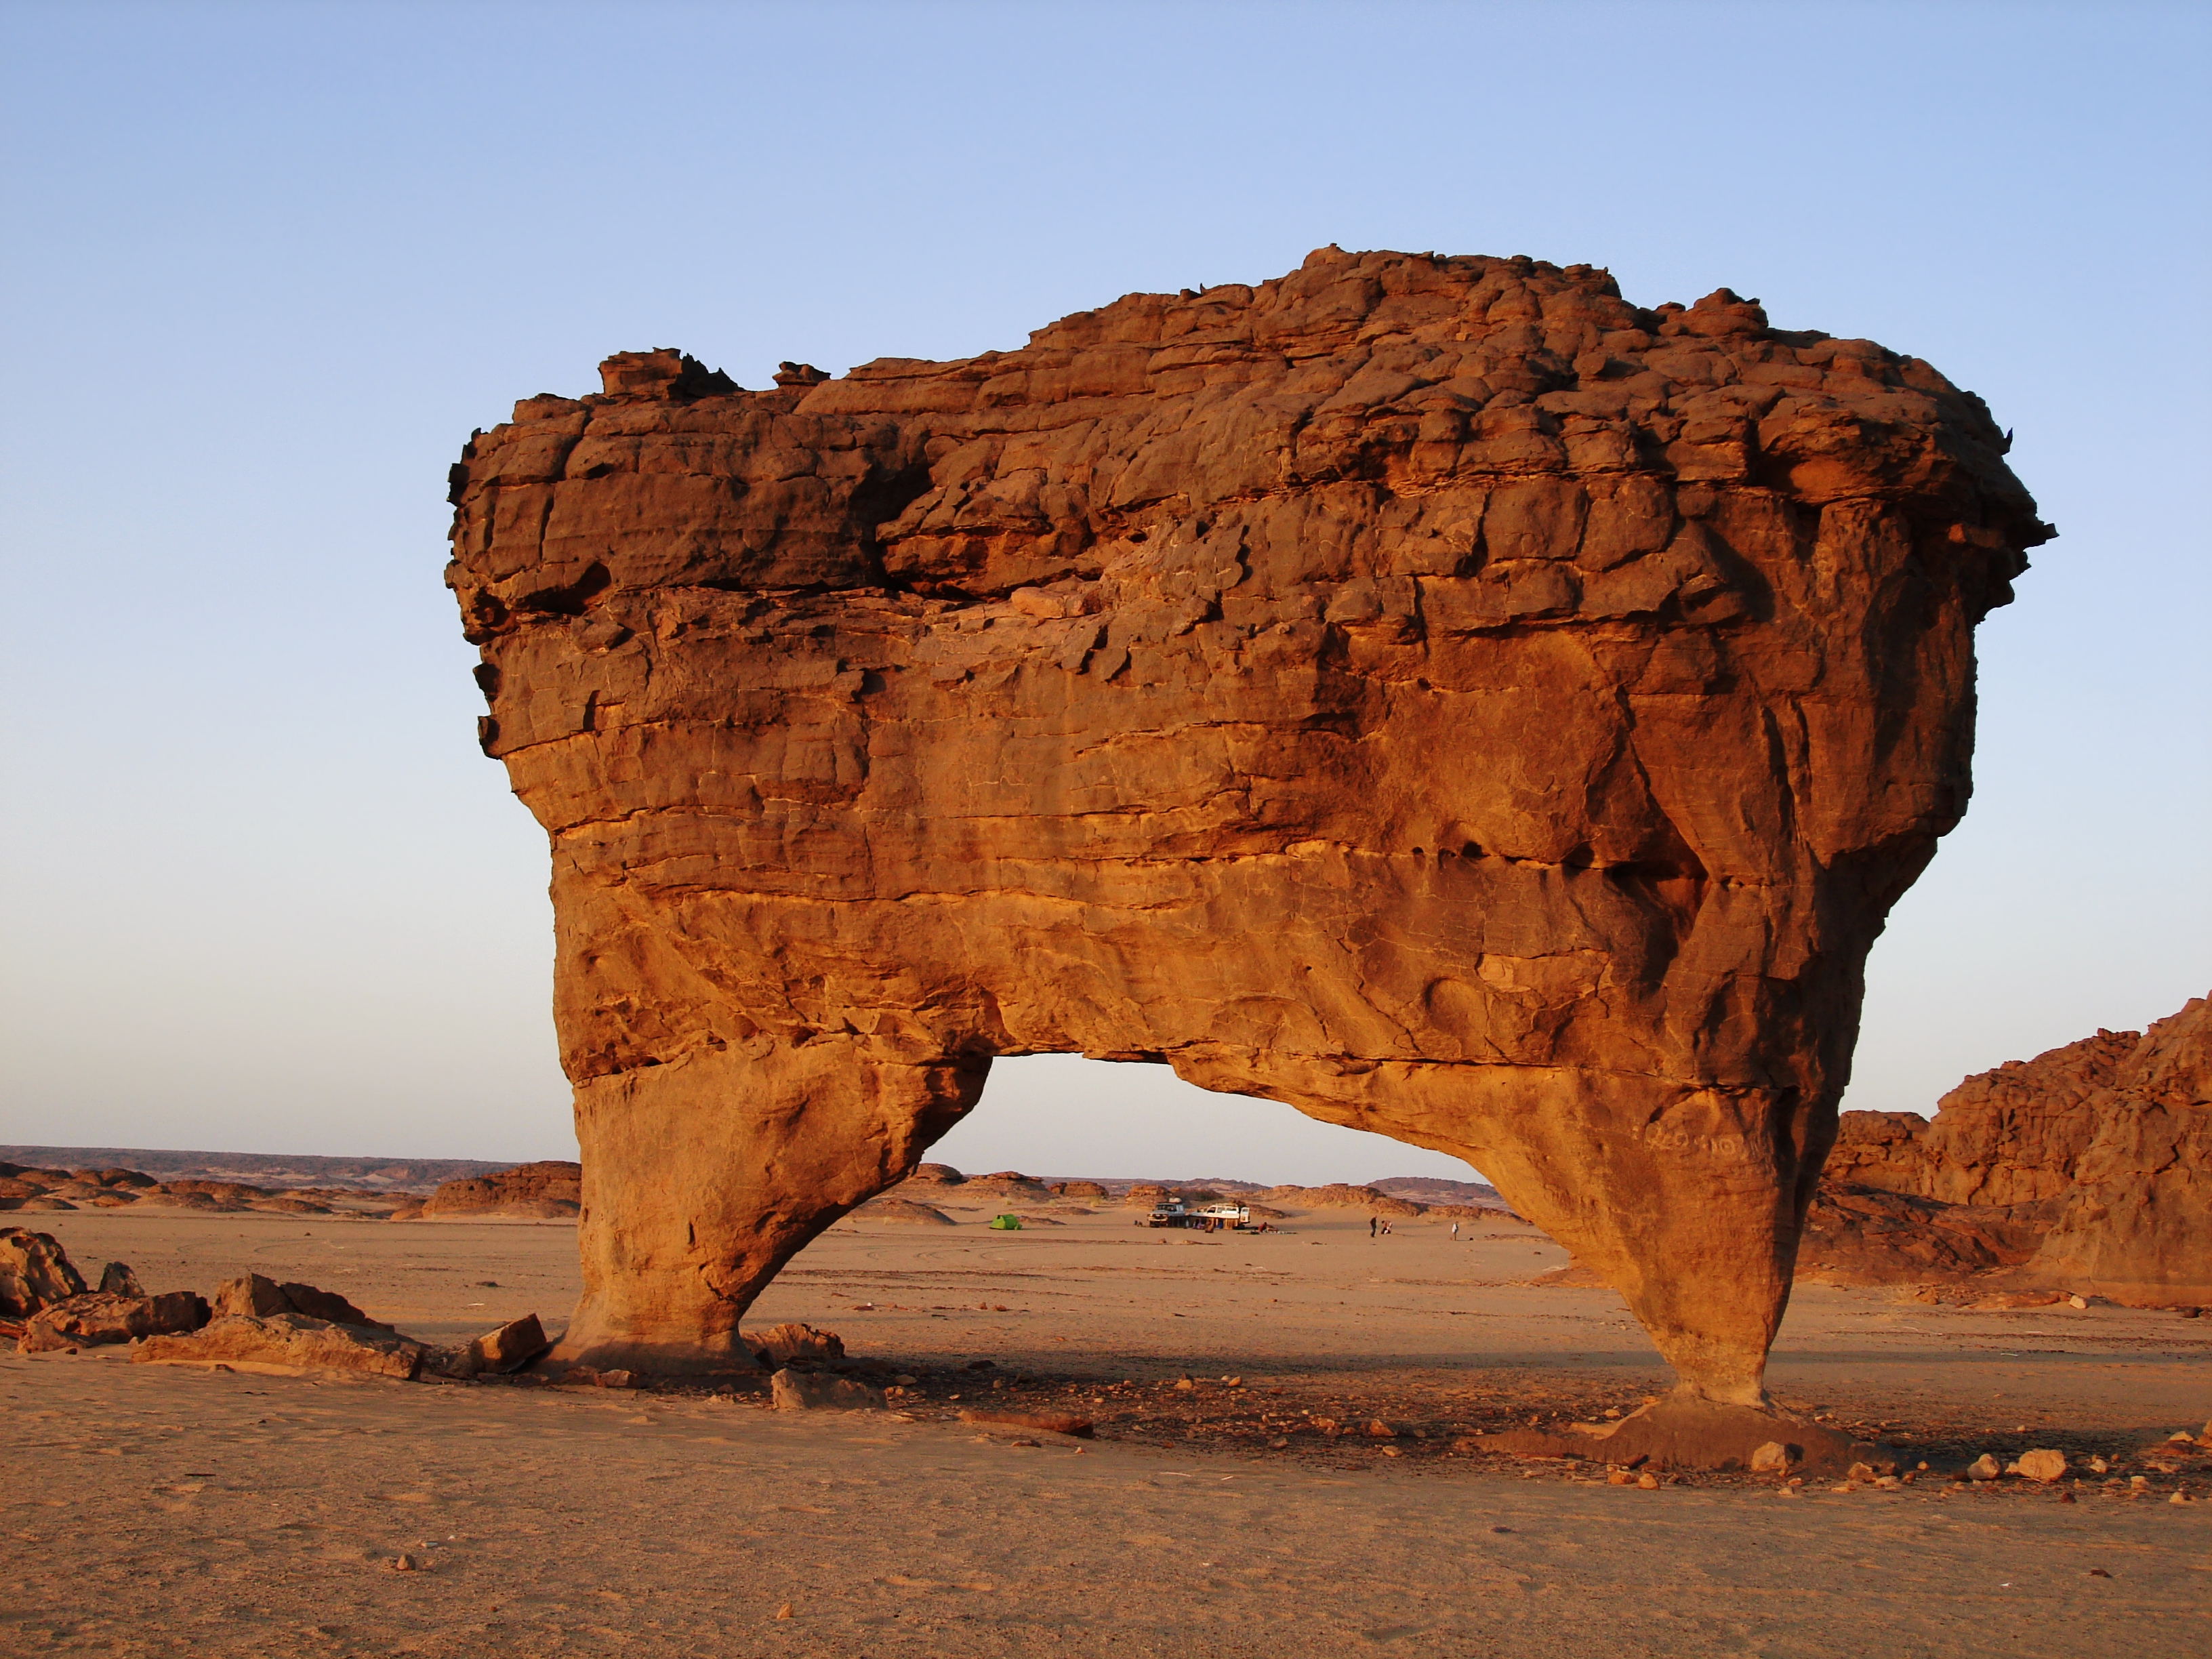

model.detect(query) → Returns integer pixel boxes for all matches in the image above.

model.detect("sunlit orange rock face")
[446,247,2048,1399]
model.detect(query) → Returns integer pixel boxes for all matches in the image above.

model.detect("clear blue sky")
[2,1,2205,1184]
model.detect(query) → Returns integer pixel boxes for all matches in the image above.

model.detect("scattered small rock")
[2011,1449,2068,1483]
[1966,1454,2002,1481]
[461,1313,549,1377]
[746,1323,841,1368]
[771,1369,884,1412]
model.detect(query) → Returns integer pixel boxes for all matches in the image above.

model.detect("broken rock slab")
[1469,1395,1870,1473]
[212,1273,389,1329]
[436,1313,553,1379]
[133,1313,427,1380]
[750,1322,842,1368]
[467,1312,550,1374]
[771,1369,884,1412]
[18,1290,209,1353]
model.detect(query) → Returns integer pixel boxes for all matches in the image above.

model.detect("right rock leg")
[1174,1052,1822,1405]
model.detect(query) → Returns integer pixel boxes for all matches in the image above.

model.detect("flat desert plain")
[5,1202,2208,1658]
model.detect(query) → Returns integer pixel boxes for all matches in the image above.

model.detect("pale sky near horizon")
[1,1,2205,1187]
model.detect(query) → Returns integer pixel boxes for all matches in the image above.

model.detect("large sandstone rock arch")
[446,248,2047,1403]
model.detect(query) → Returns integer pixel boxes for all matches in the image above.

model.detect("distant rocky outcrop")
[0,1162,416,1218]
[1802,995,2210,1305]
[0,1146,516,1192]
[1369,1175,1511,1210]
[403,1161,582,1219]
[856,1197,958,1225]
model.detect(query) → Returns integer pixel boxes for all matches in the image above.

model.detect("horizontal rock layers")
[400,1160,582,1220]
[446,247,2049,1399]
[1806,994,2211,1303]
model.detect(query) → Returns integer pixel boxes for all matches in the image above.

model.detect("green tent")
[988,1214,1022,1230]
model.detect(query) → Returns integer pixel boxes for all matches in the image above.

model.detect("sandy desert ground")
[5,1201,2208,1658]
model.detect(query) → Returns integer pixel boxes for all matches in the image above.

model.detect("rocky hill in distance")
[0,1147,515,1193]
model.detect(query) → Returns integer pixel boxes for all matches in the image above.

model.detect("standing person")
[1368,1215,1377,1239]
[1451,1221,1460,1240]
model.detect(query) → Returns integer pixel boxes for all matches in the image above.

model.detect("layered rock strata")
[1806,994,2211,1303]
[446,247,2048,1399]
[405,1160,582,1220]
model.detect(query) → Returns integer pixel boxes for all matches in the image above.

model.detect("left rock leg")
[549,1037,987,1376]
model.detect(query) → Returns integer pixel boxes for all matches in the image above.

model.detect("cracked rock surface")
[445,246,2049,1399]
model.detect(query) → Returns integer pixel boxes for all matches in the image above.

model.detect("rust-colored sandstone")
[1806,994,2210,1304]
[405,1160,582,1220]
[446,247,2048,1401]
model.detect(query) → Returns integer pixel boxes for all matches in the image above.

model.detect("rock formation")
[857,1197,958,1225]
[1807,994,2210,1304]
[0,1162,416,1218]
[135,1313,428,1380]
[0,1227,85,1316]
[446,247,2048,1401]
[407,1160,582,1219]
[213,1272,388,1329]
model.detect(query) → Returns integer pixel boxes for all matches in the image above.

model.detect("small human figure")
[1451,1221,1460,1240]
[1368,1216,1377,1238]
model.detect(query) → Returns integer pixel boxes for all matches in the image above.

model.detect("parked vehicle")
[1142,1199,1258,1231]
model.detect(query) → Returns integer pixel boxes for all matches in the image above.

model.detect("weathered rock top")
[452,246,2044,661]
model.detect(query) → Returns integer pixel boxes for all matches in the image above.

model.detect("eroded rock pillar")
[1176,1052,1823,1402]
[552,1039,987,1375]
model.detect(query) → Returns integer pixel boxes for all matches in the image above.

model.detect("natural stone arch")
[445,248,2047,1405]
